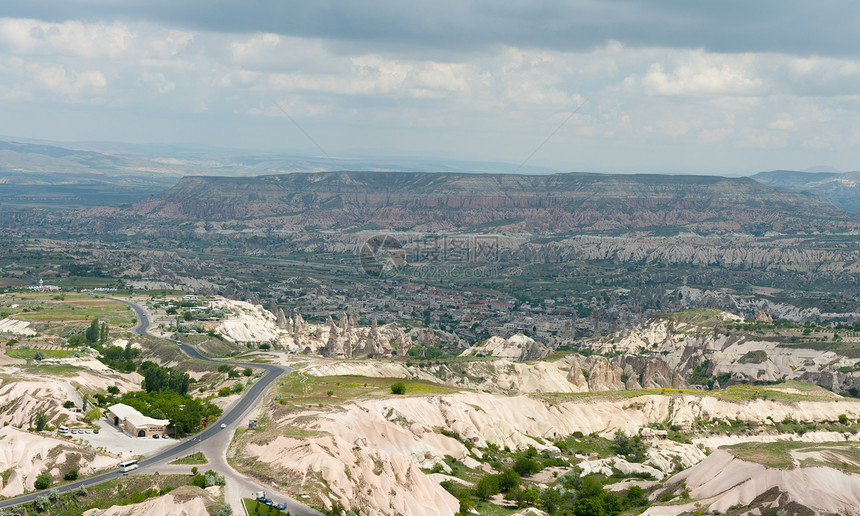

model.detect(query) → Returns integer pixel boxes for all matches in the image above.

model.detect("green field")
[725,441,860,472]
[274,372,463,409]
[243,498,290,516]
[6,348,78,361]
[169,452,208,465]
[1,292,136,335]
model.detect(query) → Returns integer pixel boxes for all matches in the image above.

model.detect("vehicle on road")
[58,425,69,433]
[119,460,139,472]
[220,423,227,429]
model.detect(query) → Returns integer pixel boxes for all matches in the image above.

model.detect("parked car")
[153,434,160,439]
[93,428,99,434]
[71,429,77,434]
[84,429,91,434]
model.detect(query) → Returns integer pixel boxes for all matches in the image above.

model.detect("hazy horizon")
[2,1,860,174]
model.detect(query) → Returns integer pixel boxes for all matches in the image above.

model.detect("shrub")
[390,382,406,395]
[216,504,232,516]
[34,472,51,490]
[498,469,520,492]
[218,387,232,397]
[512,457,542,477]
[64,469,78,481]
[243,367,253,377]
[63,401,75,409]
[33,351,45,361]
[474,474,500,500]
[107,385,120,395]
[33,494,50,512]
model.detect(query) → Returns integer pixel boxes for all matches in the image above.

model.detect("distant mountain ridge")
[125,171,856,234]
[752,169,860,214]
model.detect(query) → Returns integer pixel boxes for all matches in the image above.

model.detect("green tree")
[474,474,500,500]
[86,318,100,343]
[34,410,49,431]
[390,382,406,395]
[497,469,520,492]
[64,469,78,481]
[84,407,102,422]
[513,457,541,477]
[573,497,606,516]
[33,350,45,361]
[99,322,108,344]
[107,385,120,395]
[34,472,51,490]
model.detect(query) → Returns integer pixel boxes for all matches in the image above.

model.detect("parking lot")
[62,417,178,459]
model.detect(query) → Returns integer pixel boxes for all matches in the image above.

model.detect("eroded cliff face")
[234,389,860,516]
[594,312,860,395]
[127,171,855,234]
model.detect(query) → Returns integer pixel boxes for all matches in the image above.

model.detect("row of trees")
[140,361,191,396]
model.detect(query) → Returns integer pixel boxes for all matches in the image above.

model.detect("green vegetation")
[243,498,286,516]
[6,348,77,360]
[738,349,768,364]
[34,472,51,489]
[390,382,406,395]
[725,441,860,473]
[33,410,49,431]
[93,388,221,436]
[169,452,208,465]
[189,469,225,488]
[273,373,462,410]
[12,474,206,516]
[553,433,616,458]
[139,361,191,395]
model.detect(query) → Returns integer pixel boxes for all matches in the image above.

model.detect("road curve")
[0,296,320,515]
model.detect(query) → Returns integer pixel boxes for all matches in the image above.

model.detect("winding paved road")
[0,296,321,515]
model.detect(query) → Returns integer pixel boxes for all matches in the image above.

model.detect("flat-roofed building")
[106,403,169,437]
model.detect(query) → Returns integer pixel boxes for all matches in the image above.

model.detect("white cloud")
[641,52,764,96]
[0,18,134,58]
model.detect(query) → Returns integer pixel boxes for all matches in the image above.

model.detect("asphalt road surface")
[0,296,321,516]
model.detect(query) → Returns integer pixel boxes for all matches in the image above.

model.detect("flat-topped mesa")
[127,171,856,233]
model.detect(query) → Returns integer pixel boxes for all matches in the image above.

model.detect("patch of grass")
[18,364,82,376]
[7,348,78,360]
[726,441,860,472]
[243,498,288,516]
[724,441,799,469]
[555,433,616,458]
[169,452,208,465]
[274,373,462,409]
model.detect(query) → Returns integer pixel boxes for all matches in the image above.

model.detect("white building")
[106,403,169,437]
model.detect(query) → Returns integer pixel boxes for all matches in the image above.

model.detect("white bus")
[119,460,139,472]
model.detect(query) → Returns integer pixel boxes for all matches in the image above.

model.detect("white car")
[220,423,227,429]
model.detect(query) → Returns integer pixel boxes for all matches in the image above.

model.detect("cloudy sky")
[1,1,859,174]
